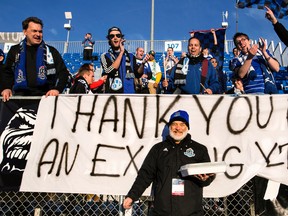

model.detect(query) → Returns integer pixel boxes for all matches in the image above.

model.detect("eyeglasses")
[211,61,217,63]
[108,34,122,39]
[236,37,248,45]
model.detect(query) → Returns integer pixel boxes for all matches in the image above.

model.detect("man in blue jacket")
[162,37,220,94]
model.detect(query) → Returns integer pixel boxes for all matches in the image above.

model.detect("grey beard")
[169,129,188,142]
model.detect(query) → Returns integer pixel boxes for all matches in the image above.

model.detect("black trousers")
[83,49,93,61]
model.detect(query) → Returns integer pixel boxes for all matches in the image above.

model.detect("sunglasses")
[108,34,122,39]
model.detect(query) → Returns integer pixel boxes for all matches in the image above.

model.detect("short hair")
[77,63,93,76]
[77,68,91,76]
[22,17,43,30]
[80,63,93,70]
[136,47,144,52]
[210,57,217,62]
[233,32,249,47]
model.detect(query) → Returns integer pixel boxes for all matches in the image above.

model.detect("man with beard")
[1,17,69,102]
[162,37,220,94]
[100,27,144,93]
[123,110,215,216]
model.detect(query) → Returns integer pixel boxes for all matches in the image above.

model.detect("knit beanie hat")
[168,110,189,129]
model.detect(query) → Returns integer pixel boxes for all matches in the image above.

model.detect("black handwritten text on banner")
[20,94,288,197]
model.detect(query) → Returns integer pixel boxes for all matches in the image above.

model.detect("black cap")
[107,26,123,38]
[149,50,155,56]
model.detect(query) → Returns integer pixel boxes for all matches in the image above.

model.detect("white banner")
[20,94,288,198]
[0,32,24,44]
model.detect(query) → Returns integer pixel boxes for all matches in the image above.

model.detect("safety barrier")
[0,95,269,216]
[0,181,254,216]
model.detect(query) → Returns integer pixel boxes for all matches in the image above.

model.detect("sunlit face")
[108,30,122,49]
[210,58,218,69]
[84,71,94,85]
[89,65,94,72]
[167,48,174,57]
[136,48,144,59]
[188,38,201,57]
[149,54,155,61]
[23,22,43,46]
[169,121,188,144]
[233,48,240,57]
[235,36,250,54]
[202,48,209,55]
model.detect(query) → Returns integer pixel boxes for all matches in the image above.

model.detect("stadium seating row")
[62,51,288,94]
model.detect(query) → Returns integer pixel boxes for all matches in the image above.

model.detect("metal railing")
[44,39,237,55]
[0,180,254,216]
[1,39,285,67]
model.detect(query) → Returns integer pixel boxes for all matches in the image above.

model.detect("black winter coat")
[126,134,215,216]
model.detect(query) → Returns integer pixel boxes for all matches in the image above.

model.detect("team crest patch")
[38,66,46,80]
[111,77,123,91]
[184,148,195,158]
[16,69,25,83]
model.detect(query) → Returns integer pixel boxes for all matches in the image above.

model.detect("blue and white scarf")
[14,39,52,90]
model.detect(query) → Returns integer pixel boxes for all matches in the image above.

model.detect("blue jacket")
[82,38,95,49]
[166,58,220,94]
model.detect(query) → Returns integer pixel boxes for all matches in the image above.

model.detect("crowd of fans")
[0,5,287,216]
[0,5,287,98]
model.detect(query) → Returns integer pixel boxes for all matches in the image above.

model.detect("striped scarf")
[108,48,134,79]
[174,54,205,85]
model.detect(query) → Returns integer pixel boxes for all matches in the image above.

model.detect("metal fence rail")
[1,39,286,66]
[0,181,254,216]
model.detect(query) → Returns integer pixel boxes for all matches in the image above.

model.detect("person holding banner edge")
[123,110,215,216]
[162,37,220,94]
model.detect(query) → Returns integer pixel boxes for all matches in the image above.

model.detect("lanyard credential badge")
[172,178,184,196]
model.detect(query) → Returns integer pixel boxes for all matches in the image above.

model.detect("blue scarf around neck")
[14,38,47,90]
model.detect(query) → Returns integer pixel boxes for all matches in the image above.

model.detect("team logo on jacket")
[111,77,122,91]
[38,66,46,80]
[184,148,195,158]
[16,69,25,83]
